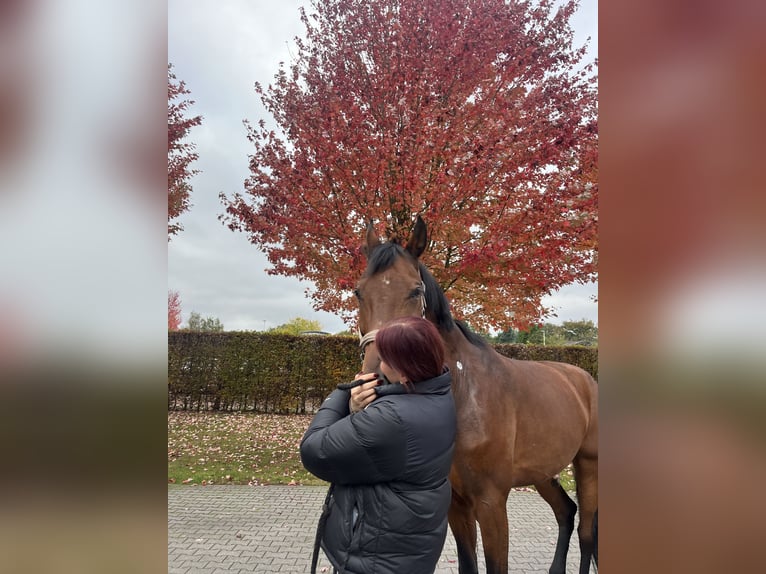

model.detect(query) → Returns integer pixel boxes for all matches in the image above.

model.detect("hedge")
[494,343,598,381]
[168,332,597,413]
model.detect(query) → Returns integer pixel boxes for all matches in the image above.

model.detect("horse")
[354,216,598,574]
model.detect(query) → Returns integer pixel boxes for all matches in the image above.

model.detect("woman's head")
[374,316,445,386]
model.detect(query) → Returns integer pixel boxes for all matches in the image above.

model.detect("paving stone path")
[169,485,594,573]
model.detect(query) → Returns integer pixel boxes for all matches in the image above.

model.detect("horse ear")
[363,220,379,257]
[405,215,428,259]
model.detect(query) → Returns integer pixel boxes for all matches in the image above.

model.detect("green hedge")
[494,343,599,381]
[168,332,597,413]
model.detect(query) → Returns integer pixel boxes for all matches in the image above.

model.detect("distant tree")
[517,324,545,345]
[186,311,224,332]
[541,323,568,346]
[559,319,598,346]
[269,317,324,336]
[168,63,202,239]
[333,329,356,337]
[494,329,518,344]
[220,0,598,331]
[517,320,597,346]
[168,290,182,331]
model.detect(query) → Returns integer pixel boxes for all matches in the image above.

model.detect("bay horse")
[355,216,598,574]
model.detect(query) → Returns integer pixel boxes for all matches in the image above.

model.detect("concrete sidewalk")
[169,485,593,573]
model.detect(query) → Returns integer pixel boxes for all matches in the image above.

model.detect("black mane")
[365,242,487,349]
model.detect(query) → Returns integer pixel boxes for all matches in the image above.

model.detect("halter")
[418,278,427,318]
[358,277,427,353]
[359,329,380,351]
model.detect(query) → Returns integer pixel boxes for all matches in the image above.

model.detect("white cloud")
[542,281,598,325]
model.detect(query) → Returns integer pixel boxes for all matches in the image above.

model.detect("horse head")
[356,216,428,373]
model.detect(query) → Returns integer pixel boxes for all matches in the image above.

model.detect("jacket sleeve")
[300,390,407,485]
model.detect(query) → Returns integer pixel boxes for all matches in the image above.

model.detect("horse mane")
[419,263,488,349]
[365,242,487,349]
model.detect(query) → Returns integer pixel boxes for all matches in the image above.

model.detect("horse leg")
[448,490,479,574]
[573,454,598,574]
[535,477,578,574]
[474,488,509,574]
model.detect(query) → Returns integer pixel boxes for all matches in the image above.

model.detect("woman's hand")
[349,372,379,413]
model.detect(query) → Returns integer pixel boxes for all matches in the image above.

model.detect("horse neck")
[439,322,481,366]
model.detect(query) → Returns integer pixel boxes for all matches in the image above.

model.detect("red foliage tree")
[221,0,597,330]
[168,64,202,239]
[168,290,182,331]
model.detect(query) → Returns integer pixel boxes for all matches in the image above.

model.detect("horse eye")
[409,287,422,299]
[353,288,362,300]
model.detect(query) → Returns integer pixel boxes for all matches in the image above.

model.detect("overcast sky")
[168,0,598,334]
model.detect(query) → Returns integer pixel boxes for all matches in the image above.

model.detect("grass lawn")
[168,412,575,491]
[168,412,325,486]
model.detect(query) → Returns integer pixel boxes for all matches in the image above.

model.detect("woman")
[300,316,456,574]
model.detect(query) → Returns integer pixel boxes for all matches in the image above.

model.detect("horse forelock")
[364,242,411,276]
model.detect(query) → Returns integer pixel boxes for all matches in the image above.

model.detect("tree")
[168,290,182,331]
[516,319,597,346]
[517,324,545,345]
[269,317,324,336]
[559,319,598,346]
[494,329,519,344]
[221,0,597,331]
[168,63,202,239]
[186,311,224,332]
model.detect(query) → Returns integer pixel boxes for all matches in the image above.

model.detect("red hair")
[375,316,445,385]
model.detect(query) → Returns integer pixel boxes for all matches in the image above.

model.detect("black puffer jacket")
[300,370,456,574]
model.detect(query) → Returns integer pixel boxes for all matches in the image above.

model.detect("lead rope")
[311,331,382,573]
[316,277,427,573]
[312,332,378,574]
[310,483,335,573]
